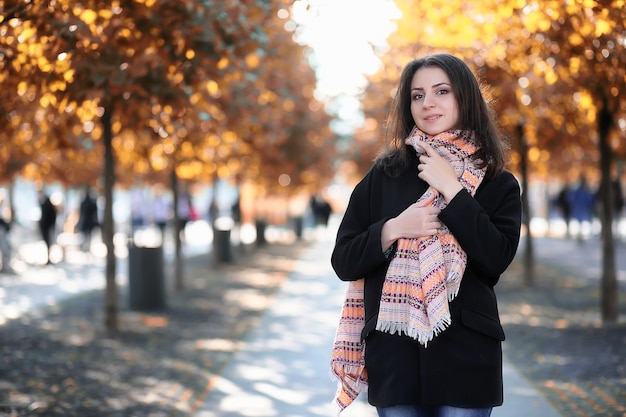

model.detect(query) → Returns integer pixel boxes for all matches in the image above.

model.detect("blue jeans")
[377,405,492,417]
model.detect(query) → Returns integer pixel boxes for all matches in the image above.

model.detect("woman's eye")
[436,89,450,95]
[413,93,424,100]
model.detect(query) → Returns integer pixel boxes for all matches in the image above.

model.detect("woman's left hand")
[417,142,464,202]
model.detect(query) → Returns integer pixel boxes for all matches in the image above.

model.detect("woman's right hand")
[381,194,441,251]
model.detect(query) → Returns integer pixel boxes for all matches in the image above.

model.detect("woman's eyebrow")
[411,82,450,91]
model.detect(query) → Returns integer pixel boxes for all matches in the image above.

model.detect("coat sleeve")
[438,171,522,285]
[331,168,392,282]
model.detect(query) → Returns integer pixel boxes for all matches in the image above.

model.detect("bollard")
[128,243,166,311]
[213,217,234,263]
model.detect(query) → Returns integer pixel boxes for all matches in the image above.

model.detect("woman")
[330,53,522,417]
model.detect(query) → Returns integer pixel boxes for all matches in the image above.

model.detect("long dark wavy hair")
[375,53,508,179]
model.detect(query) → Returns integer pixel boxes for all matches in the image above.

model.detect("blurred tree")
[460,0,626,320]
[0,0,336,331]
[215,16,338,196]
[519,0,626,322]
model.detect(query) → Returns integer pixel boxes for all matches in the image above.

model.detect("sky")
[290,0,401,132]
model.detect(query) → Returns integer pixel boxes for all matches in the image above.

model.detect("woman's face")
[410,66,460,136]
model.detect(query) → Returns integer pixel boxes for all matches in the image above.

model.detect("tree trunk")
[517,122,534,286]
[597,98,618,323]
[171,169,183,292]
[102,107,118,332]
[8,181,15,226]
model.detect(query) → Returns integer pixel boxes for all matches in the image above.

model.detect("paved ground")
[191,224,378,417]
[496,234,626,417]
[1,219,624,416]
[0,222,305,417]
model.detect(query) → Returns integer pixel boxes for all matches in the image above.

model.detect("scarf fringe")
[448,284,460,301]
[330,362,367,415]
[375,313,452,347]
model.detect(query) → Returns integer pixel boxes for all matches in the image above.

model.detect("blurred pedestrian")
[330,53,522,417]
[38,189,57,264]
[568,174,595,243]
[77,186,99,251]
[130,187,147,232]
[310,195,332,227]
[0,195,13,274]
[612,177,624,237]
[596,174,624,239]
[231,195,242,227]
[555,183,572,237]
[208,198,219,227]
[177,187,193,241]
[152,189,171,240]
[612,177,624,220]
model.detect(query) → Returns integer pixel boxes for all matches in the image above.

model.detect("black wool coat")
[331,156,522,409]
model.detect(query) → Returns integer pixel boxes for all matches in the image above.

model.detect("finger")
[426,224,441,235]
[428,219,442,229]
[419,142,436,157]
[416,193,436,207]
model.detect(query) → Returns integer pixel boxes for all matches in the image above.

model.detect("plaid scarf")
[330,128,486,414]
